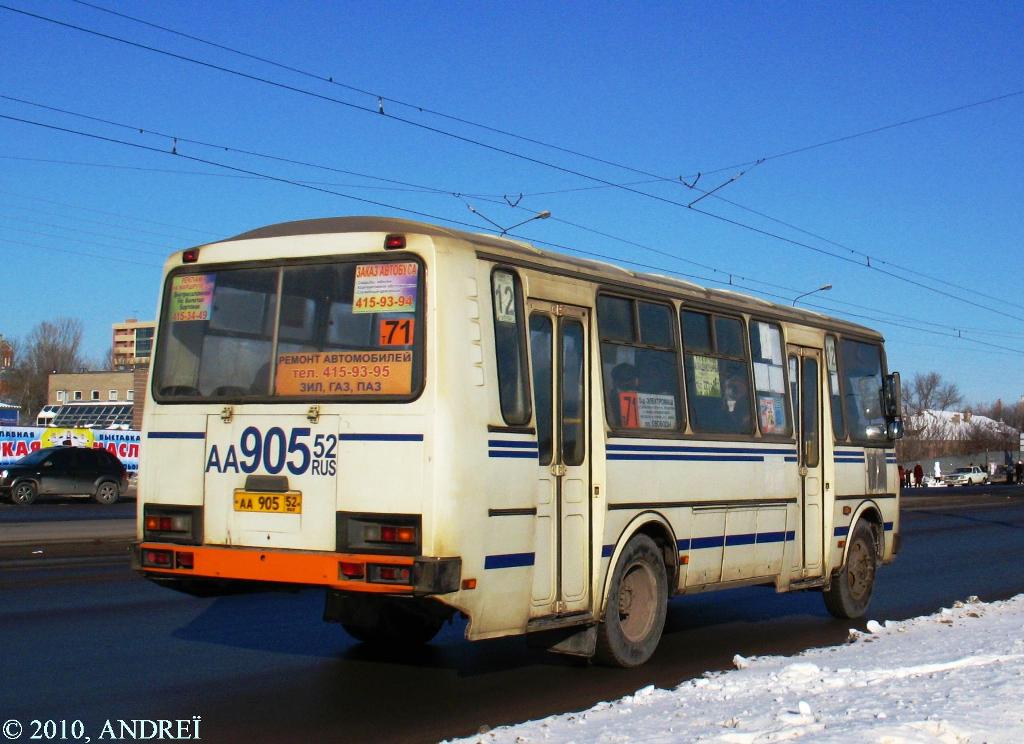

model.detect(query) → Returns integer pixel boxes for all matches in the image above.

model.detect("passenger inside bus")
[720,370,753,432]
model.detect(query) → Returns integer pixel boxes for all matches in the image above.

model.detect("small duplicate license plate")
[233,490,302,514]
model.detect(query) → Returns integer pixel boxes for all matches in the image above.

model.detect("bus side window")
[825,335,846,439]
[749,320,791,436]
[491,269,531,426]
[598,295,683,431]
[682,310,754,436]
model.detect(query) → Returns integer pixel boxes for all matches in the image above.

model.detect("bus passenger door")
[789,346,824,574]
[528,301,591,618]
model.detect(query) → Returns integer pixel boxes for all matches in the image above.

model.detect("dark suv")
[0,446,128,505]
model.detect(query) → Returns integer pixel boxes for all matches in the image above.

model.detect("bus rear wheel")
[595,534,668,668]
[824,520,878,619]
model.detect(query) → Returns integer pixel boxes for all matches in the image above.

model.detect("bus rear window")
[154,258,424,401]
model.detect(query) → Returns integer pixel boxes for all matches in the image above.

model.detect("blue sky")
[1,0,1021,406]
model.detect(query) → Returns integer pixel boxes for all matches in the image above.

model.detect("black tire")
[93,480,120,505]
[342,600,444,646]
[824,520,878,619]
[595,534,668,668]
[11,481,37,506]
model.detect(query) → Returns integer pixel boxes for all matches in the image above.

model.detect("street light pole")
[792,283,833,306]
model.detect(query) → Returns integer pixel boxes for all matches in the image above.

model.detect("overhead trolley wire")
[4,2,1023,323]
[61,0,1024,312]
[7,92,1012,341]
[69,0,1024,187]
[2,102,1020,351]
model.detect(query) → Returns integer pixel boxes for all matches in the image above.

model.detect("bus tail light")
[368,565,412,584]
[145,515,190,533]
[340,562,365,580]
[142,549,173,568]
[337,513,421,556]
[175,551,194,569]
[143,506,202,545]
[183,248,199,263]
[384,234,406,250]
[365,524,417,545]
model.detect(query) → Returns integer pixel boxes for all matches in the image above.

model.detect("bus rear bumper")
[135,542,461,595]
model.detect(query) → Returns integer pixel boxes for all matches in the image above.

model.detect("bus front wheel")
[595,534,668,668]
[824,520,878,619]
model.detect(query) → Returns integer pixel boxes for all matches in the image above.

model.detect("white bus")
[137,216,903,667]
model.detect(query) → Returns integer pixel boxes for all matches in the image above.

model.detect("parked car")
[942,466,989,487]
[0,446,128,505]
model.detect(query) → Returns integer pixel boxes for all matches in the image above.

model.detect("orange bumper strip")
[140,543,414,593]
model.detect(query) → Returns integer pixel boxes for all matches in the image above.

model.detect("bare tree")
[902,371,963,416]
[6,318,87,423]
[898,371,966,462]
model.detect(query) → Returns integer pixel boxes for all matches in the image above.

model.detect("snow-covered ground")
[452,595,1024,743]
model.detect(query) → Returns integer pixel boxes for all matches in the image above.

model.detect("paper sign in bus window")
[274,350,413,396]
[693,355,721,397]
[170,274,215,322]
[353,262,418,314]
[618,391,676,429]
[637,393,676,428]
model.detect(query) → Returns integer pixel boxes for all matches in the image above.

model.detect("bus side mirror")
[882,372,901,418]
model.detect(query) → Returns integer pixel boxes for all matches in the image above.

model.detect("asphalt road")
[1,494,1023,743]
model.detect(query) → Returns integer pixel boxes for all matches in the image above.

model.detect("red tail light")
[367,564,412,584]
[142,549,173,568]
[339,562,365,579]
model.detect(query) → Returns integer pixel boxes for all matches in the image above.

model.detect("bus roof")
[215,215,883,342]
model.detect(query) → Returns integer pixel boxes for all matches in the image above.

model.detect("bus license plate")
[233,490,302,514]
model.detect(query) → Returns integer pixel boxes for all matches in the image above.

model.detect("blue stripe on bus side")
[607,444,797,456]
[339,433,424,442]
[604,531,798,560]
[608,454,765,462]
[484,552,535,569]
[487,440,537,448]
[835,523,894,538]
[488,451,538,459]
[147,431,205,439]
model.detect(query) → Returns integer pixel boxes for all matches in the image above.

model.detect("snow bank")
[452,595,1024,743]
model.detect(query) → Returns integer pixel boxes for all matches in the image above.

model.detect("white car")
[943,466,989,486]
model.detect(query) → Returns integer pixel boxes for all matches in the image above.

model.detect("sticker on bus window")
[352,262,418,314]
[618,391,676,429]
[693,355,721,397]
[274,350,413,396]
[618,391,640,427]
[378,318,415,346]
[759,395,783,433]
[170,274,215,322]
[492,272,516,324]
